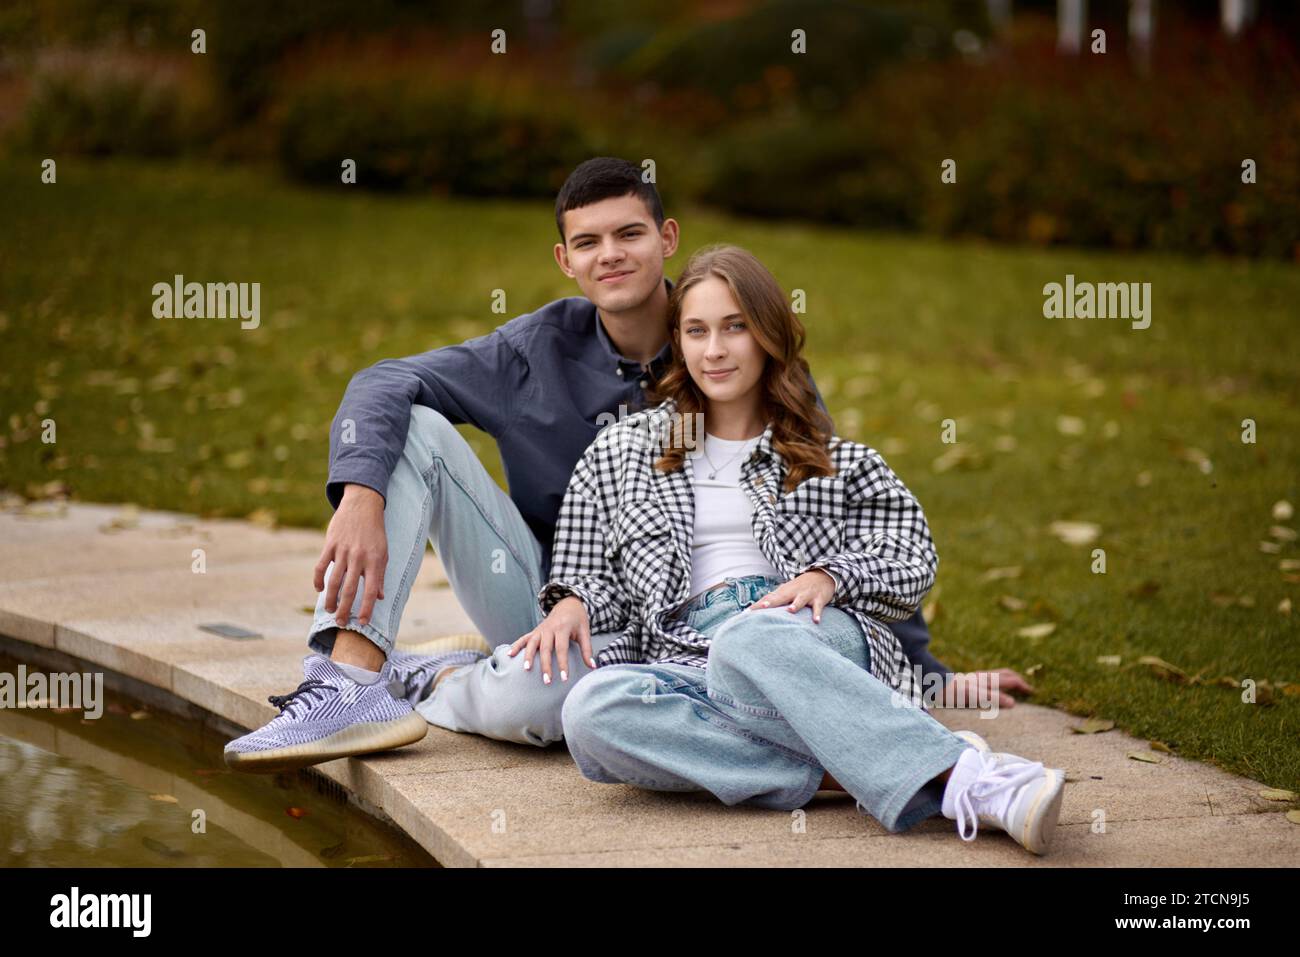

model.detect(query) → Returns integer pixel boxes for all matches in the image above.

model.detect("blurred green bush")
[18,51,219,156]
[702,39,1300,260]
[275,75,600,196]
[4,1,1295,259]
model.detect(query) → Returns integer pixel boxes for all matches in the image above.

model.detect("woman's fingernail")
[543,673,552,685]
[523,660,531,670]
[560,670,568,682]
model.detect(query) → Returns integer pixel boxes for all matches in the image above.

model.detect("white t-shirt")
[687,432,781,600]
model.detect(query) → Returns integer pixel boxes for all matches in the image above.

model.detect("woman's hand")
[746,569,836,624]
[507,595,595,684]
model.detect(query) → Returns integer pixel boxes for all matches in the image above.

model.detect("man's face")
[554,194,679,314]
[678,276,766,405]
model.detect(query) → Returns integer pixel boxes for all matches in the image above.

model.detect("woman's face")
[678,276,766,406]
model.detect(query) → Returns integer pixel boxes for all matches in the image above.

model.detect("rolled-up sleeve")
[326,328,527,509]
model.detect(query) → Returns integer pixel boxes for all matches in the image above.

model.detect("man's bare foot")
[330,629,385,671]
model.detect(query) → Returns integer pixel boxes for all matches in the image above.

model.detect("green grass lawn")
[2,156,1297,796]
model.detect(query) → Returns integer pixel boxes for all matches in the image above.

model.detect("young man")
[224,158,1010,772]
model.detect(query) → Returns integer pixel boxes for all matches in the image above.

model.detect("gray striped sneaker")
[224,654,428,773]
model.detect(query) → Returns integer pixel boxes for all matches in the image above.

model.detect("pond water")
[0,650,437,867]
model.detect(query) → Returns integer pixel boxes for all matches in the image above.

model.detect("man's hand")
[507,595,595,684]
[744,569,836,623]
[942,668,1034,709]
[314,483,387,628]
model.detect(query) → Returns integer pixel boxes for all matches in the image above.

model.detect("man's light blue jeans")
[560,575,972,832]
[308,405,614,746]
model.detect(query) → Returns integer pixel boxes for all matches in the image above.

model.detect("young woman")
[511,245,1066,853]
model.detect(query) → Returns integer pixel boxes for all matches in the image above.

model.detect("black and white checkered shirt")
[536,398,937,709]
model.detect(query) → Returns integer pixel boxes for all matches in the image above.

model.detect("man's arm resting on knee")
[325,328,529,510]
[314,483,389,632]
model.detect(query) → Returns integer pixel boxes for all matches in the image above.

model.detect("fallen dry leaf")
[149,794,178,803]
[1127,751,1162,764]
[1260,788,1298,802]
[1177,446,1213,473]
[1048,520,1100,546]
[1288,810,1300,825]
[1270,525,1297,542]
[1150,741,1174,754]
[1280,598,1292,616]
[1096,655,1122,666]
[1017,622,1056,640]
[98,504,141,533]
[1072,718,1115,734]
[1274,500,1295,522]
[931,445,985,473]
[981,565,1022,583]
[998,595,1027,612]
[248,508,278,529]
[1056,415,1085,436]
[1137,655,1192,684]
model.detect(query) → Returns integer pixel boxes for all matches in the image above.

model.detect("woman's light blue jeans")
[560,574,972,833]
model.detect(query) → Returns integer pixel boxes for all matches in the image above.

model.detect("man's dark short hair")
[555,157,665,242]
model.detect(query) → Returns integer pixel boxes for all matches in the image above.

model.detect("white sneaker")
[953,730,991,753]
[942,748,1066,854]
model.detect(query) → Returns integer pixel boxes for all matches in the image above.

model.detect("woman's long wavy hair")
[649,244,836,492]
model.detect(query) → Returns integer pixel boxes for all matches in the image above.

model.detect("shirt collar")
[593,280,675,378]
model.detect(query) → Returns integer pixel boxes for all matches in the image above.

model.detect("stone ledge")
[1,504,1296,867]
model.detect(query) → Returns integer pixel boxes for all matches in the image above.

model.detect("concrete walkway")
[1,501,1296,866]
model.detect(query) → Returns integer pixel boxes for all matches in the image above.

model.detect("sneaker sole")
[1018,768,1067,854]
[397,634,493,656]
[223,711,429,774]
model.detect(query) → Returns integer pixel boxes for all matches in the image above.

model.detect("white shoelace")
[953,753,1046,842]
